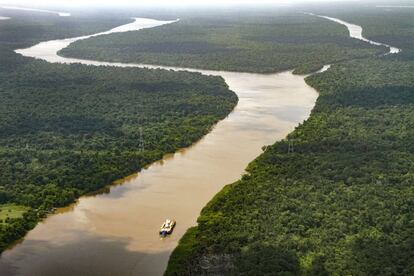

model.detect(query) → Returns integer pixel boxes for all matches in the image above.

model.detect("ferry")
[159,219,176,236]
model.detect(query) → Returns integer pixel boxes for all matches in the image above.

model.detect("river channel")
[0,14,399,276]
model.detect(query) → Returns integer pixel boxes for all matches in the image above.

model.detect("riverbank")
[166,12,414,275]
[0,16,324,276]
[58,13,383,74]
[0,15,239,270]
[0,11,398,275]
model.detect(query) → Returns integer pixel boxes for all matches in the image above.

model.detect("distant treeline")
[60,13,385,74]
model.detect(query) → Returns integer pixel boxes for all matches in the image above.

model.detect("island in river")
[165,6,414,275]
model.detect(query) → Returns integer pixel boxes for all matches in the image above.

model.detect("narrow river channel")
[0,14,399,276]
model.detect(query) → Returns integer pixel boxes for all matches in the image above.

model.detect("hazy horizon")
[0,0,381,9]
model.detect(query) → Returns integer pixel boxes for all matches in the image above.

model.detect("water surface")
[0,14,392,276]
[0,17,322,276]
[317,14,401,54]
[1,6,70,16]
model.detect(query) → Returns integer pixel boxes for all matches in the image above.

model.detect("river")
[317,15,401,54]
[0,14,398,276]
[1,6,71,17]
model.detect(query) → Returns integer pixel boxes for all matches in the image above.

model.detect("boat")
[159,219,176,236]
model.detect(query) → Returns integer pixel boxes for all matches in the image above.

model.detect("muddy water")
[317,15,401,54]
[0,17,325,276]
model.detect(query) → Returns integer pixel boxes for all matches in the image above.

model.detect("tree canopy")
[0,13,237,252]
[166,7,414,275]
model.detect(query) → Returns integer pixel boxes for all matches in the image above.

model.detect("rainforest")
[0,1,413,275]
[0,12,237,252]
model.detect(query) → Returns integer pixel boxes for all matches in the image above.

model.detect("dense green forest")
[3,5,414,274]
[60,12,385,74]
[0,13,237,251]
[166,7,414,275]
[0,11,132,50]
[309,4,414,53]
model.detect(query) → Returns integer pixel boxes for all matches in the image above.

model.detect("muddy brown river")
[0,14,398,276]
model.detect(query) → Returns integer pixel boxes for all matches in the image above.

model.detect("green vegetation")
[4,6,414,274]
[166,8,414,276]
[0,11,132,50]
[60,13,385,74]
[311,4,414,54]
[0,13,237,252]
[0,204,31,248]
[0,204,28,222]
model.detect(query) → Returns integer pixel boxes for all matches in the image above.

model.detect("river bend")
[0,14,398,276]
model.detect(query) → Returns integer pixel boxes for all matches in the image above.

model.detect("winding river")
[1,6,71,17]
[0,14,399,276]
[318,15,401,54]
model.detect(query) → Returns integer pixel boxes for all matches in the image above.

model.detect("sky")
[0,0,360,8]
